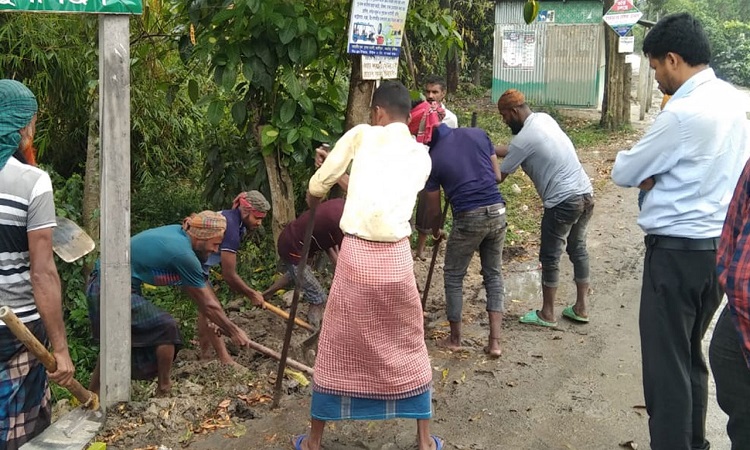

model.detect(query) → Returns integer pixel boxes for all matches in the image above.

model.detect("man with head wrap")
[0,79,75,449]
[198,190,270,366]
[496,89,594,328]
[86,211,252,396]
[414,100,508,358]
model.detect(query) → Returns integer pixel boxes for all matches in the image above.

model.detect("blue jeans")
[444,203,506,323]
[539,194,594,288]
[282,261,327,305]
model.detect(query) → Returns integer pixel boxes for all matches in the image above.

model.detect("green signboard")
[0,0,142,14]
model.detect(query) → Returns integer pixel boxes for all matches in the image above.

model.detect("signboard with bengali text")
[603,0,642,37]
[0,0,142,14]
[347,0,409,57]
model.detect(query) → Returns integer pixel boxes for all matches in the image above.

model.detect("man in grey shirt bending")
[496,89,594,328]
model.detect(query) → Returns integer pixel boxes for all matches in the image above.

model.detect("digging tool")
[52,216,96,263]
[422,200,450,310]
[0,306,99,410]
[246,338,314,376]
[261,300,316,332]
[273,201,317,408]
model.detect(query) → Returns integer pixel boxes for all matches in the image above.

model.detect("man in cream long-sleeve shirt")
[294,81,443,450]
[611,13,750,450]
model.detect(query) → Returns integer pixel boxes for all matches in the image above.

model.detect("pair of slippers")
[519,306,589,328]
[292,434,444,449]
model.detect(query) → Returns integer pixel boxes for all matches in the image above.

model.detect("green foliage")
[655,0,750,87]
[184,0,350,208]
[405,3,465,87]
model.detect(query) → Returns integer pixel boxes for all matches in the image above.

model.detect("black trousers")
[709,306,750,450]
[640,241,722,450]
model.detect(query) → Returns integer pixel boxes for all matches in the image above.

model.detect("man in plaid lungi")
[0,79,75,449]
[292,81,443,450]
[87,211,252,396]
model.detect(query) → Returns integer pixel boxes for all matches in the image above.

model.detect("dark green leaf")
[242,62,254,82]
[279,21,296,45]
[221,64,237,90]
[188,79,199,103]
[280,99,296,123]
[299,94,313,112]
[208,100,225,126]
[280,67,303,99]
[299,39,317,65]
[286,128,299,145]
[231,101,246,126]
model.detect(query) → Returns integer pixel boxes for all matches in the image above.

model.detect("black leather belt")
[644,235,720,251]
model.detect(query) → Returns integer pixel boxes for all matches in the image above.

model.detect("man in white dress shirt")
[611,13,750,450]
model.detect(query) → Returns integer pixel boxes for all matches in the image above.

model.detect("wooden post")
[98,14,132,409]
[638,54,650,120]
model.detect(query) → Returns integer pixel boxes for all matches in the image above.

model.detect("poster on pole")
[501,31,536,70]
[0,0,142,14]
[603,0,642,37]
[618,36,635,53]
[347,0,409,57]
[361,56,399,80]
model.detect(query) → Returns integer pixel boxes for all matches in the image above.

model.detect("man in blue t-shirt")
[200,191,270,365]
[87,211,252,396]
[416,102,507,358]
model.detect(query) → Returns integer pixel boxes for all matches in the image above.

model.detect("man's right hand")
[48,351,75,387]
[230,328,252,347]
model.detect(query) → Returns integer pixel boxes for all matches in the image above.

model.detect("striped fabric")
[0,321,51,450]
[312,235,432,400]
[0,158,56,326]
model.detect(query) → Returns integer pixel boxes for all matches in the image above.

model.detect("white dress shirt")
[309,122,431,242]
[611,68,750,238]
[442,104,458,128]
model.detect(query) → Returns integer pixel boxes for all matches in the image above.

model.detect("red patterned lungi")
[312,235,432,400]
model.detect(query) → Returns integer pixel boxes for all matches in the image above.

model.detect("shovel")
[52,216,96,263]
[0,306,103,450]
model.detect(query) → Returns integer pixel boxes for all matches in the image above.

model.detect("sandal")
[562,305,589,323]
[431,435,445,450]
[519,310,557,328]
[291,434,307,450]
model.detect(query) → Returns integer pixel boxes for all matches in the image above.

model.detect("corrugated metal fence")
[493,1,604,108]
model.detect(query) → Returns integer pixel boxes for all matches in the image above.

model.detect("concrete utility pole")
[98,14,132,409]
[600,0,632,130]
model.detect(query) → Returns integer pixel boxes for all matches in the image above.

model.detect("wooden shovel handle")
[0,306,99,410]
[262,300,315,332]
[246,338,314,376]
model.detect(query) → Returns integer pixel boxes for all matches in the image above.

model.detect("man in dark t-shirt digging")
[263,198,345,327]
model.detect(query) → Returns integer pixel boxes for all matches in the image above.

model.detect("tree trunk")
[344,54,375,131]
[600,20,631,130]
[441,0,459,93]
[262,151,296,247]
[82,93,100,278]
[402,33,418,90]
[472,59,482,86]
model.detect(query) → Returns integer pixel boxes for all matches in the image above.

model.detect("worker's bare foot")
[437,336,469,352]
[483,337,502,358]
[155,383,172,397]
[307,303,325,328]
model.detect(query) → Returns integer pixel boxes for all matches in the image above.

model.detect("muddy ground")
[80,103,737,450]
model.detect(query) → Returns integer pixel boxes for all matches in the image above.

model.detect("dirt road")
[173,153,728,449]
[93,97,738,449]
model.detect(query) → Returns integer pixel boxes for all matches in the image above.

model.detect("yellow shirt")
[308,122,431,242]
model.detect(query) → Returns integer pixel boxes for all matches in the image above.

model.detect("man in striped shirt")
[0,79,74,450]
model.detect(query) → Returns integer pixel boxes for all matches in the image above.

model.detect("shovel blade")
[21,407,104,450]
[52,217,95,263]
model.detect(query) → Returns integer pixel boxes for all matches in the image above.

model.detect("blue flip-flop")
[431,435,445,450]
[291,434,307,450]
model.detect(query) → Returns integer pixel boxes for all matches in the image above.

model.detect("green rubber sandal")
[562,305,589,323]
[519,310,558,327]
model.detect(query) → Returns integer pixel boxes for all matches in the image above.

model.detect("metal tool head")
[52,216,95,263]
[20,406,104,450]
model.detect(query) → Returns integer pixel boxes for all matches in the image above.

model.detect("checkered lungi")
[86,270,182,380]
[312,235,432,400]
[0,320,51,450]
